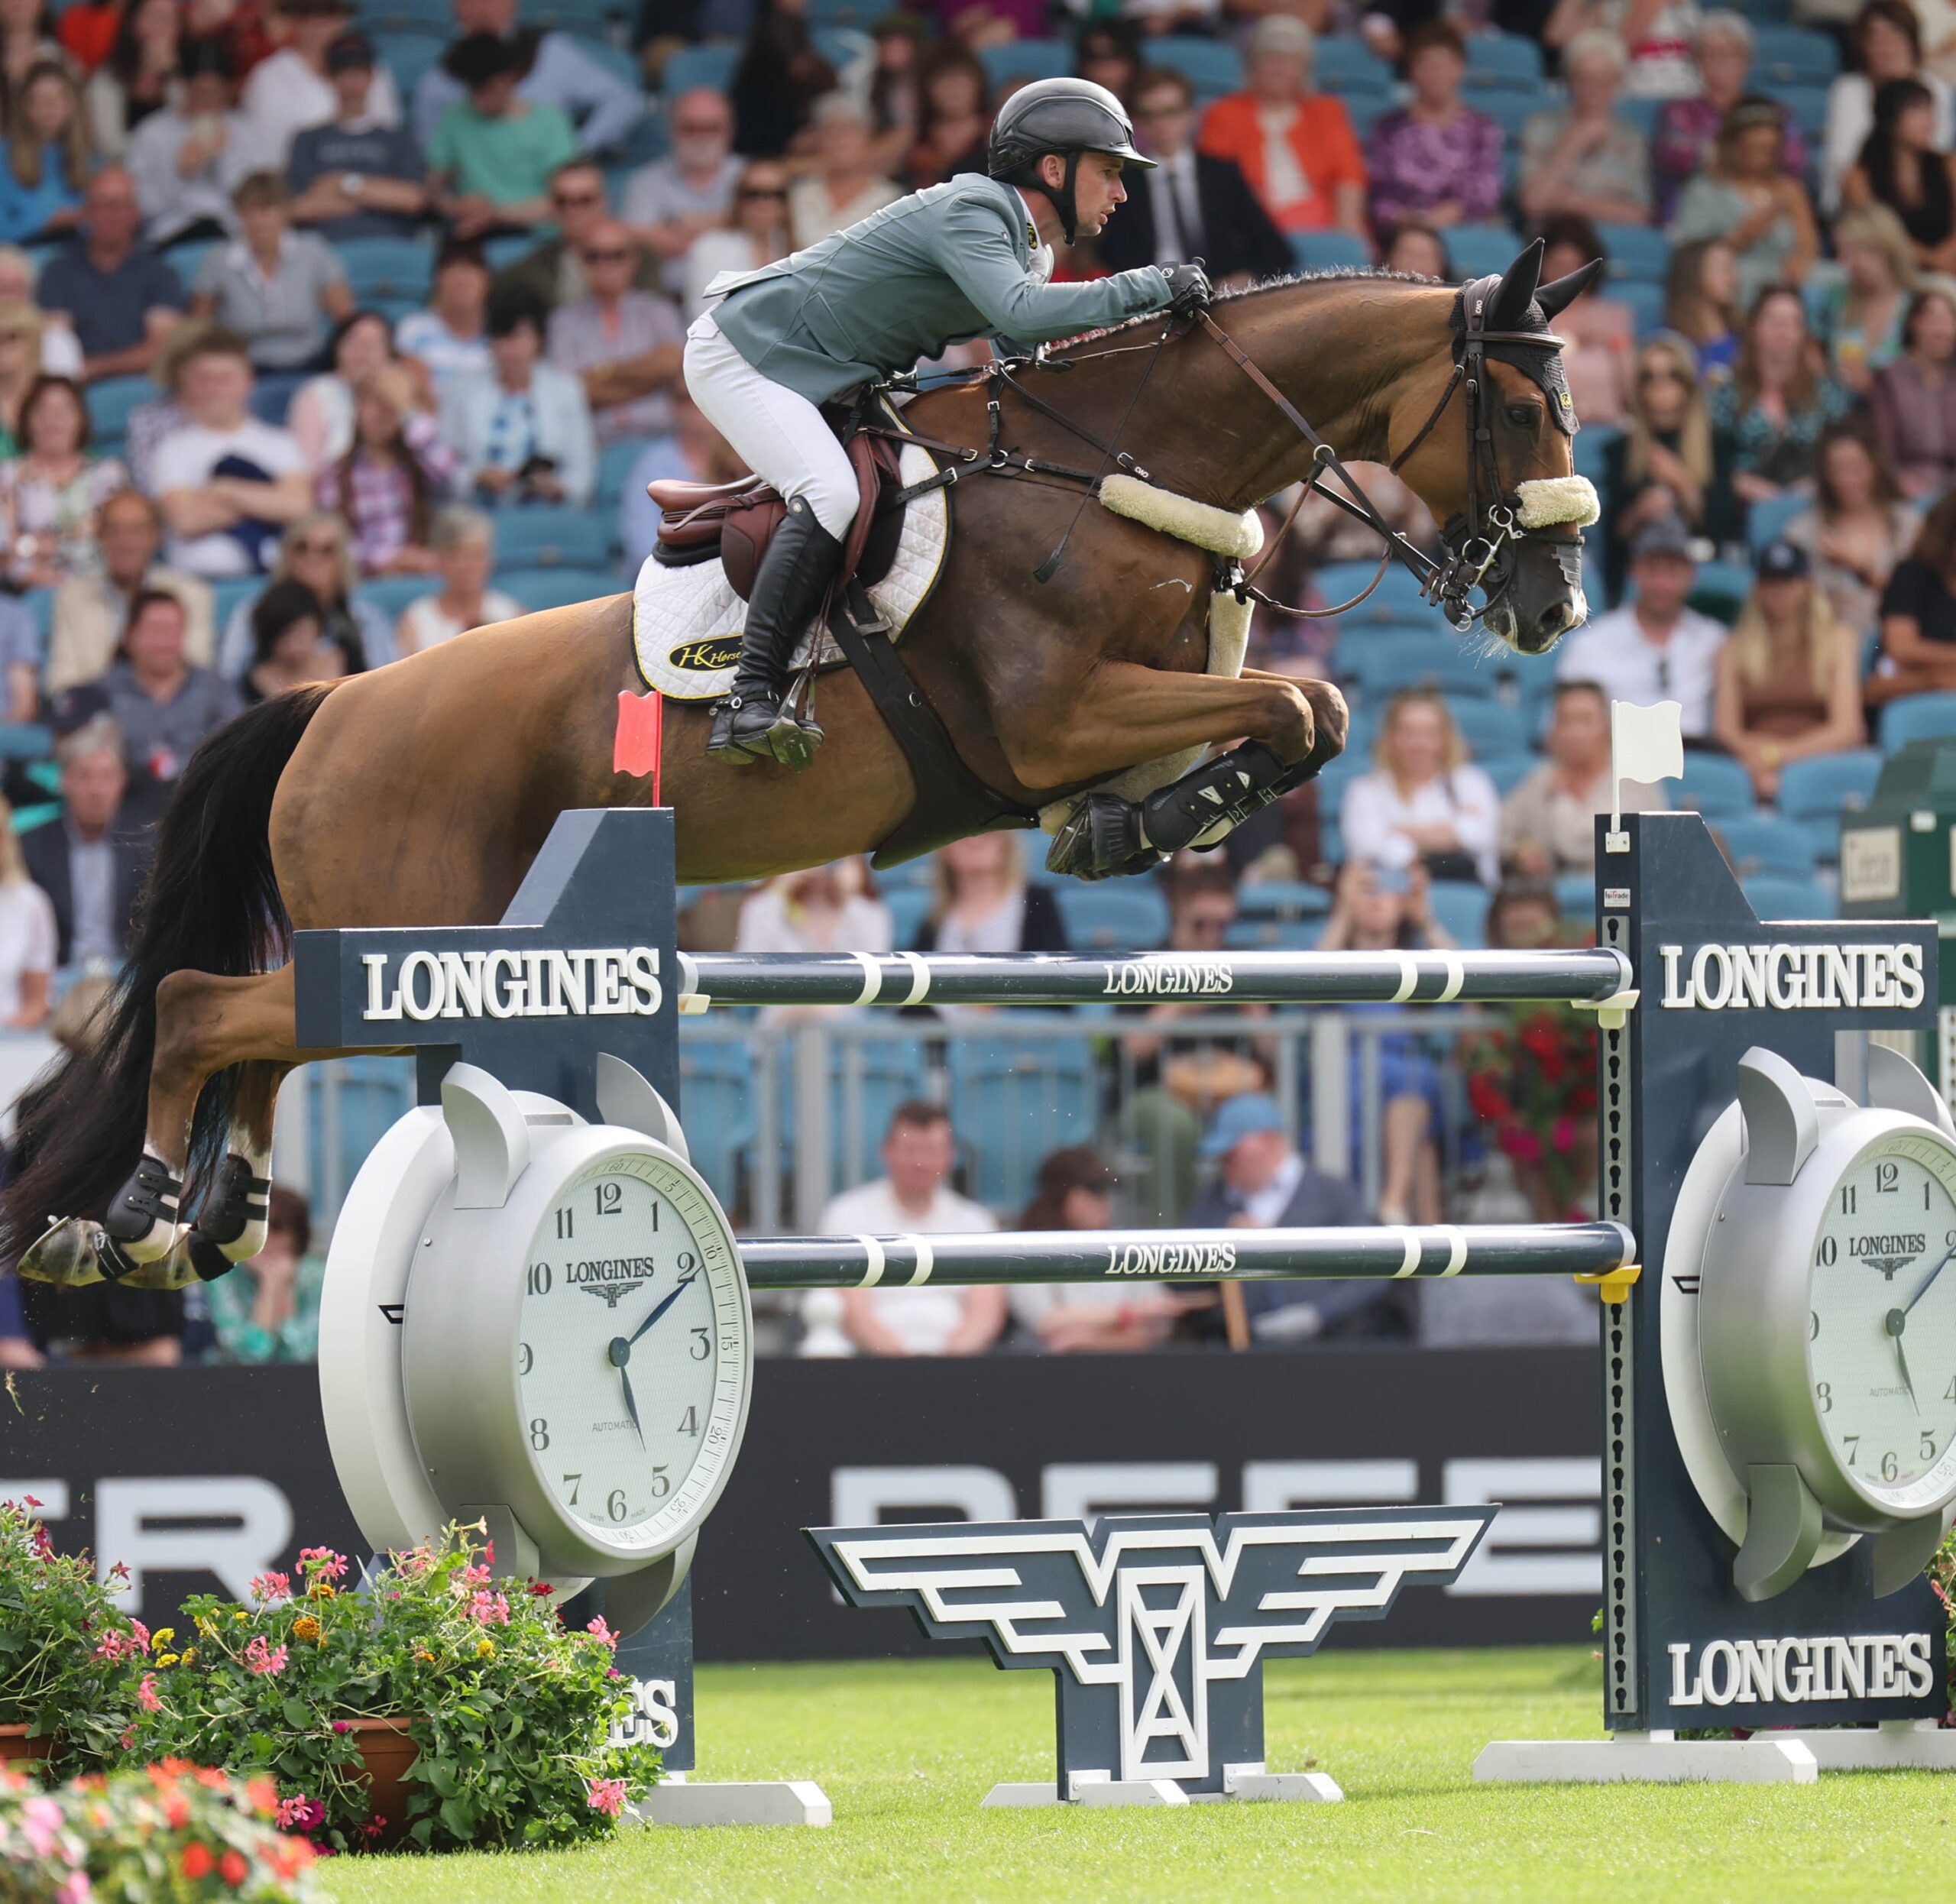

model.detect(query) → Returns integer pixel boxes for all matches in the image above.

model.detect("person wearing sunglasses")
[687,76,1206,769]
[623,86,740,292]
[680,159,791,323]
[546,219,683,448]
[494,155,664,314]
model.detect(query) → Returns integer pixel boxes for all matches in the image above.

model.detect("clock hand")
[1887,1309,1919,1412]
[607,1338,645,1448]
[1904,1244,1956,1316]
[627,1264,704,1349]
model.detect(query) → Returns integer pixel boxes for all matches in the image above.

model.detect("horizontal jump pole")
[678,946,1632,1012]
[737,1221,1635,1290]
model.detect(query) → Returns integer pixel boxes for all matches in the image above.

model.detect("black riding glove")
[1163,262,1212,318]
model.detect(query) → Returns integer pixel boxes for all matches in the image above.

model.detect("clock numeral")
[1946,1377,1956,1404]
[1841,1186,1857,1216]
[1809,1311,1819,1341]
[517,1342,533,1375]
[596,1181,622,1216]
[677,1405,698,1436]
[1881,1449,1900,1482]
[529,1417,549,1450]
[1818,1237,1838,1267]
[378,1303,404,1326]
[649,1465,669,1499]
[1816,1381,1832,1413]
[562,1472,581,1505]
[1673,1274,1701,1296]
[1844,1434,1859,1466]
[607,1488,627,1522]
[528,1262,552,1296]
[556,1208,573,1240]
[690,1326,710,1361]
[677,1251,697,1274]
[1924,1433,1939,1462]
[1928,1181,1935,1211]
[1877,1162,1899,1196]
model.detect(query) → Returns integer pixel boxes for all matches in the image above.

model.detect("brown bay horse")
[8,245,1600,1288]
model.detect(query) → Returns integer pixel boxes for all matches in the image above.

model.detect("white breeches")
[683,314,860,541]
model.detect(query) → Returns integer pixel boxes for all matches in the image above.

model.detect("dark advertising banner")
[0,1346,1602,1656]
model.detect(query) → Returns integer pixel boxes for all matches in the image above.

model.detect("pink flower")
[19,1795,63,1858]
[586,1777,627,1819]
[244,1635,289,1676]
[249,1572,292,1604]
[54,1873,92,1904]
[467,1589,510,1625]
[136,1673,161,1712]
[20,1494,39,1507]
[298,1547,348,1581]
[331,1720,353,1734]
[585,1616,618,1650]
[1551,1116,1576,1154]
[361,1813,387,1843]
[129,1621,149,1653]
[277,1795,324,1831]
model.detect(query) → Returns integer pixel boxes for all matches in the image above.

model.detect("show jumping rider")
[683,77,1211,769]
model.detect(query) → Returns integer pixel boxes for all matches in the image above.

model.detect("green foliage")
[0,1758,321,1901]
[121,1527,661,1855]
[0,1495,143,1777]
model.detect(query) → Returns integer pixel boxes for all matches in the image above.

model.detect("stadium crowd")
[0,0,1951,1363]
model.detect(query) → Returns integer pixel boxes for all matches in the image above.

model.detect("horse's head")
[1393,241,1604,656]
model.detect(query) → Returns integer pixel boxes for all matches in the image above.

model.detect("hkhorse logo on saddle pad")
[632,432,950,702]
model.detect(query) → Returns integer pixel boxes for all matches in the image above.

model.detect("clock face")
[514,1148,748,1556]
[1809,1131,1956,1513]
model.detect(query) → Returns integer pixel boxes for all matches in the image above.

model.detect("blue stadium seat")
[1142,35,1243,100]
[338,235,435,303]
[1449,699,1527,761]
[1770,83,1830,142]
[84,373,149,445]
[1225,915,1323,950]
[979,38,1069,89]
[1233,879,1331,920]
[1053,884,1170,950]
[1675,751,1755,817]
[1595,223,1669,284]
[0,723,50,760]
[306,1056,415,1214]
[1443,225,1525,280]
[947,1034,1099,1213]
[1612,281,1666,337]
[1746,491,1807,551]
[1880,692,1956,751]
[497,567,623,613]
[490,504,614,568]
[209,575,261,630]
[1754,24,1840,83]
[370,29,445,98]
[662,43,739,100]
[1613,95,1663,138]
[1744,873,1833,919]
[884,886,931,947]
[1290,230,1371,273]
[1315,561,1436,623]
[1427,879,1491,947]
[1689,560,1752,620]
[1716,809,1818,879]
[355,575,432,623]
[1462,31,1543,88]
[1018,827,1067,886]
[1313,35,1392,93]
[165,238,215,286]
[1554,871,1594,919]
[529,0,621,31]
[596,439,641,515]
[1777,747,1882,863]
[677,1039,754,1207]
[1572,422,1621,485]
[1478,753,1539,798]
[1338,630,1502,700]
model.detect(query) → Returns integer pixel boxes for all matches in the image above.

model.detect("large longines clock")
[1663,1043,1956,1602]
[319,1054,753,1628]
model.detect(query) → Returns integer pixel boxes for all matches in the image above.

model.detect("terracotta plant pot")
[0,1723,44,1770]
[344,1717,419,1846]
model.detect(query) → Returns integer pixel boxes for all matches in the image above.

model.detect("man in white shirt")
[1499,679,1667,876]
[151,331,310,578]
[1553,516,1728,738]
[819,1101,1006,1357]
[787,93,901,251]
[126,44,279,247]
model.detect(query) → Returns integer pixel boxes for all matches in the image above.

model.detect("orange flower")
[244,1775,278,1816]
[292,1615,321,1642]
[310,1582,337,1600]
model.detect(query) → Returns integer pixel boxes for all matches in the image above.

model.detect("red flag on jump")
[614,689,664,798]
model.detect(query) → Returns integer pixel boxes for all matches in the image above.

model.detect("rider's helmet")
[986,76,1154,244]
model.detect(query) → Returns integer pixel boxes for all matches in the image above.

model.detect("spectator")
[1520,31,1653,230]
[912,831,1067,956]
[236,0,400,170]
[859,13,923,178]
[83,0,181,163]
[202,1181,322,1362]
[1073,20,1143,108]
[395,235,491,394]
[496,159,666,314]
[126,39,276,248]
[21,715,146,967]
[1654,11,1807,218]
[1316,866,1453,1227]
[1340,687,1501,885]
[121,314,202,492]
[316,360,456,574]
[0,589,36,717]
[1365,21,1504,238]
[623,85,740,292]
[0,0,60,126]
[1825,0,1953,213]
[410,0,642,158]
[184,0,275,85]
[1604,332,1721,600]
[215,510,384,675]
[1007,1148,1180,1354]
[545,222,685,451]
[682,157,792,323]
[619,393,744,565]
[1783,420,1917,635]
[1184,1092,1388,1347]
[1382,218,1451,277]
[1556,515,1729,734]
[0,244,78,374]
[394,503,517,655]
[96,585,241,785]
[0,300,43,452]
[285,30,428,241]
[734,857,892,965]
[0,798,50,1028]
[1094,70,1280,288]
[1874,487,1956,703]
[728,0,836,160]
[1870,280,1956,497]
[1841,76,1956,272]
[446,285,595,508]
[1198,20,1366,243]
[1815,203,1917,390]
[189,171,351,374]
[47,487,213,693]
[0,63,90,245]
[902,44,989,193]
[1669,96,1818,307]
[1545,0,1702,98]
[1538,214,1634,424]
[1709,285,1853,510]
[1662,233,1740,373]
[36,165,185,382]
[788,92,900,250]
[820,1100,1006,1358]
[151,326,309,578]
[286,307,396,471]
[429,33,578,239]
[1714,539,1866,797]
[239,575,348,700]
[0,374,126,588]
[1501,678,1667,877]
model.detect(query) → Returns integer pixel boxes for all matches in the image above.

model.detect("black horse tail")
[3,685,334,1257]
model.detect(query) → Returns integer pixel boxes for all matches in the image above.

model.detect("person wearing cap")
[1553,516,1730,737]
[1196,18,1367,241]
[1182,1094,1394,1349]
[429,33,578,238]
[235,0,402,170]
[685,76,1206,772]
[125,40,278,249]
[1713,538,1866,799]
[287,32,429,241]
[788,92,901,250]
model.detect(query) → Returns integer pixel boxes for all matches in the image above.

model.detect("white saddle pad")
[632,434,950,703]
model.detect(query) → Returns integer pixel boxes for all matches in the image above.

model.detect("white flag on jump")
[1610,698,1683,840]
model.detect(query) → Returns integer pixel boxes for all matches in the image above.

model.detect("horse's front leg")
[1013,662,1348,880]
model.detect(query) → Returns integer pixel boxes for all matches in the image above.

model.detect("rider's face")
[1069,153,1128,236]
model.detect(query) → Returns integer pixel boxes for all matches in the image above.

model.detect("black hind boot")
[708,497,843,769]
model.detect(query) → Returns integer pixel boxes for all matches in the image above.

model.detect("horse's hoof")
[763,714,824,771]
[1046,795,1164,882]
[100,1152,181,1264]
[16,1216,108,1287]
[102,1234,203,1291]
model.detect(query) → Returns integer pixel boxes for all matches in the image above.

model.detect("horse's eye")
[1506,404,1542,431]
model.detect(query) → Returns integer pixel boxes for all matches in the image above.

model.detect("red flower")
[1498,1127,1543,1164]
[1552,1116,1576,1154]
[219,1848,248,1886]
[1466,1074,1512,1122]
[180,1842,215,1880]
[528,1581,555,1597]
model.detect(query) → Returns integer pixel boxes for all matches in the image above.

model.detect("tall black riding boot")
[707,496,844,769]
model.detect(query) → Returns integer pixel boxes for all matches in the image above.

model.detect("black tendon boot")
[1138,742,1307,854]
[707,496,844,769]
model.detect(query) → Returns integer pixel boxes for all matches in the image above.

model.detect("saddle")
[649,414,910,601]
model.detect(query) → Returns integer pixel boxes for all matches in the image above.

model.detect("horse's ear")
[1485,238,1546,330]
[1537,257,1605,320]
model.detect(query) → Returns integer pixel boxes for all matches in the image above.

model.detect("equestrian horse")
[8,241,1600,1288]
